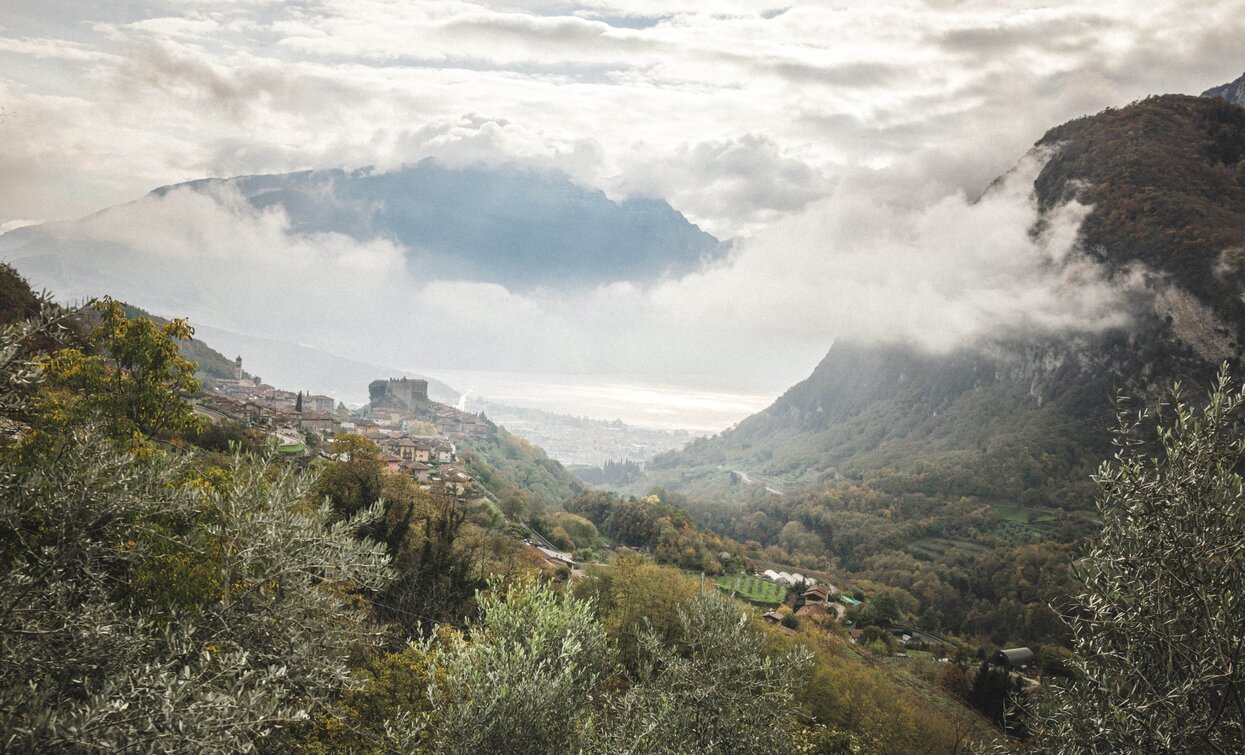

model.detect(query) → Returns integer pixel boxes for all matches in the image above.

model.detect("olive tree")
[0,304,394,753]
[1029,366,1245,753]
[411,578,613,755]
[585,591,813,754]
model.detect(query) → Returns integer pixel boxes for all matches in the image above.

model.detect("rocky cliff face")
[1203,72,1245,108]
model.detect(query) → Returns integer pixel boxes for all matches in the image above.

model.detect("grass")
[715,573,788,605]
[992,503,1057,524]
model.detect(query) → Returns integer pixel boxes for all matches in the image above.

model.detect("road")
[730,469,783,496]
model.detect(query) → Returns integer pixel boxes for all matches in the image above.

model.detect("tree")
[378,485,479,633]
[0,293,76,418]
[37,297,200,443]
[296,390,304,413]
[332,569,822,754]
[856,591,900,627]
[407,578,612,754]
[968,662,1026,737]
[586,591,812,754]
[575,556,701,670]
[0,306,394,752]
[314,434,386,519]
[1028,366,1245,753]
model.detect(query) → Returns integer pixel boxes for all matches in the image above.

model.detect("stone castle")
[368,377,429,409]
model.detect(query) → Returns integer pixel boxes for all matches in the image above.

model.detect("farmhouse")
[802,585,832,604]
[299,411,339,436]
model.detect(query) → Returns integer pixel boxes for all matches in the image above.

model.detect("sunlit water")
[420,369,778,433]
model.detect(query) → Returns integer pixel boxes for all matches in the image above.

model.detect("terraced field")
[715,574,787,605]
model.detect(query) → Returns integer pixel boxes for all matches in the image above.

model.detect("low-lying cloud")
[11,146,1134,408]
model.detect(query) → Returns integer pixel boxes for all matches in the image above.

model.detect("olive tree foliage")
[0,293,76,417]
[379,581,812,755]
[584,591,813,755]
[1027,366,1245,753]
[408,578,612,755]
[0,305,394,753]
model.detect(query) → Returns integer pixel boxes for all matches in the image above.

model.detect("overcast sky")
[2,0,1244,427]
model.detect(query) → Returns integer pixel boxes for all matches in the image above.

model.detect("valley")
[2,3,1245,745]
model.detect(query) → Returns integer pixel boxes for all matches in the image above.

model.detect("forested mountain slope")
[643,95,1245,509]
[628,94,1245,646]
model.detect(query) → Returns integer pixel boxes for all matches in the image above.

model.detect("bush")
[1028,366,1245,752]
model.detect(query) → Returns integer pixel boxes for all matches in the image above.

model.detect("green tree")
[586,591,813,754]
[378,484,479,633]
[855,591,900,627]
[405,578,612,754]
[0,293,76,419]
[314,433,386,518]
[37,297,201,443]
[551,511,599,549]
[1028,366,1245,753]
[575,557,702,670]
[0,306,394,752]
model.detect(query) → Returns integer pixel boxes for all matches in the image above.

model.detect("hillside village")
[193,358,1043,658]
[195,358,491,502]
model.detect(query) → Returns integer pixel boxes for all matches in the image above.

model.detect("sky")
[2,0,1244,429]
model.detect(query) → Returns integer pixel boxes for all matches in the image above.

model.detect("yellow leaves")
[31,297,202,443]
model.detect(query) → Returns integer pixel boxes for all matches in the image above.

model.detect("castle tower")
[235,355,243,380]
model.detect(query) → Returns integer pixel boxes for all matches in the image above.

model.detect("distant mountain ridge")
[1,159,721,294]
[149,159,722,290]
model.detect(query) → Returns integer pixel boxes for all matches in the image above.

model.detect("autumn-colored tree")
[574,555,702,670]
[37,297,200,443]
[314,433,386,519]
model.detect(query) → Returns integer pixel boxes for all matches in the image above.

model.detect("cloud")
[626,146,1134,367]
[10,144,1136,413]
[613,134,834,236]
[116,40,300,118]
[0,0,1241,428]
[6,0,1245,236]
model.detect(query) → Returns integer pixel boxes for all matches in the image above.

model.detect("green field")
[992,503,1058,524]
[715,574,787,605]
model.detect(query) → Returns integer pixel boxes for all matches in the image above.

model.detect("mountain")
[179,159,723,289]
[1,158,722,295]
[642,95,1245,503]
[630,93,1245,646]
[1203,71,1245,108]
[641,94,1245,507]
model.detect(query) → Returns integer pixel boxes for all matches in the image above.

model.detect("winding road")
[730,469,783,496]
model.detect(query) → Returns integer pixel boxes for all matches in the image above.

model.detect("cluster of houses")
[362,431,477,499]
[198,375,343,436]
[195,367,486,501]
[763,581,847,627]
